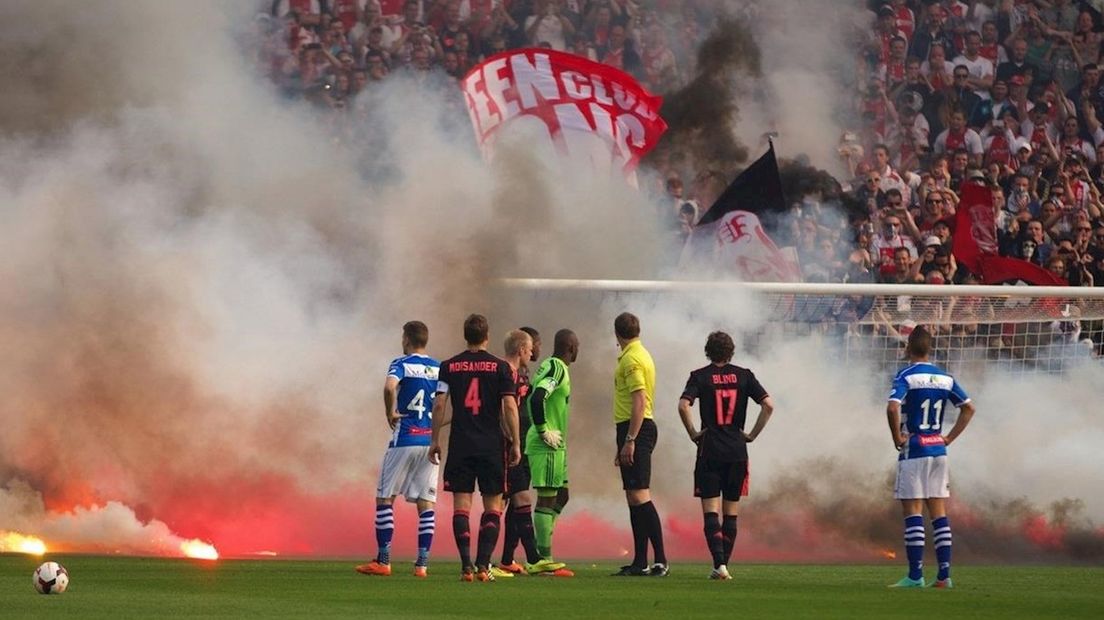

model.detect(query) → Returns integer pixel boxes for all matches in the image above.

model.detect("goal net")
[499,279,1104,380]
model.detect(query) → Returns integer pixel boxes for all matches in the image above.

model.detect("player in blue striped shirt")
[886,326,975,589]
[357,321,441,578]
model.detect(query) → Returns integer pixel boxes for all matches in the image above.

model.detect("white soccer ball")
[33,561,69,595]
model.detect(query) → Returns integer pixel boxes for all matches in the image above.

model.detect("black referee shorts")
[616,418,657,491]
[443,451,506,495]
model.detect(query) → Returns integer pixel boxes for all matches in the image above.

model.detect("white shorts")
[894,455,950,499]
[377,445,438,503]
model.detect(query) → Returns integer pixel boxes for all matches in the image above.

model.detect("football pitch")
[2,555,1101,619]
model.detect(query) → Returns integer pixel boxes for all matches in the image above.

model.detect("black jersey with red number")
[438,349,516,456]
[680,364,768,461]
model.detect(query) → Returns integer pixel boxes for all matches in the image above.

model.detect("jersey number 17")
[714,389,739,426]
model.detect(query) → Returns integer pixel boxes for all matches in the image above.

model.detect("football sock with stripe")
[514,505,542,564]
[452,510,472,568]
[932,516,952,580]
[703,512,724,569]
[904,514,925,581]
[501,506,520,565]
[721,515,738,565]
[534,506,556,559]
[374,504,394,565]
[641,501,667,565]
[475,511,501,569]
[416,509,434,567]
[628,504,649,568]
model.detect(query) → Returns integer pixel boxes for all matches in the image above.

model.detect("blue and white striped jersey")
[387,354,440,448]
[888,362,970,461]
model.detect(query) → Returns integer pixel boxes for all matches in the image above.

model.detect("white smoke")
[0,0,1099,561]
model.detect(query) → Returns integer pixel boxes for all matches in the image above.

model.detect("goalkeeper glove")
[539,429,563,449]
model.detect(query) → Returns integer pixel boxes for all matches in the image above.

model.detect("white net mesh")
[754,291,1104,378]
[501,279,1104,380]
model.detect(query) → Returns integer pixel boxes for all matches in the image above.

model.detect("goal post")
[497,278,1104,377]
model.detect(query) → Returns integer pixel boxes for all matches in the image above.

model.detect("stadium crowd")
[830,0,1104,288]
[252,1,1104,289]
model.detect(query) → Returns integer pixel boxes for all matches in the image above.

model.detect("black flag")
[697,141,787,226]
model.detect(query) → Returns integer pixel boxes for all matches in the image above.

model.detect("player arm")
[886,400,906,449]
[383,376,400,430]
[501,394,521,456]
[430,385,451,445]
[743,395,774,443]
[678,397,700,442]
[943,400,974,446]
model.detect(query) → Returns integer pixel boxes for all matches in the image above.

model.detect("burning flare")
[0,531,47,555]
[180,538,219,560]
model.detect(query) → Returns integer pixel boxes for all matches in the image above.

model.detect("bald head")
[553,329,579,364]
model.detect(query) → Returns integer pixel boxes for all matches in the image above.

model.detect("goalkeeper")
[524,329,579,577]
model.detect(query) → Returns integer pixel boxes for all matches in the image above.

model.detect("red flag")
[953,180,1066,286]
[461,49,667,178]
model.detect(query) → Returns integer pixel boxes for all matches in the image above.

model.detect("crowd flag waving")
[952,181,1066,286]
[461,48,668,181]
[680,143,802,282]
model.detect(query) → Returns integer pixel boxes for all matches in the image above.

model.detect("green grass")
[2,555,1102,619]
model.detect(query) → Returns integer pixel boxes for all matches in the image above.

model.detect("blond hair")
[504,329,532,357]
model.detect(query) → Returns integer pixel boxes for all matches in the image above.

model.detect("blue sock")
[375,504,394,565]
[932,516,952,580]
[417,510,435,567]
[904,514,925,581]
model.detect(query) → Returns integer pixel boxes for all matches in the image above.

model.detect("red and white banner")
[461,49,667,178]
[681,210,802,282]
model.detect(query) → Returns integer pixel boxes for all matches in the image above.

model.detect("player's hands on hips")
[428,443,442,465]
[689,430,704,444]
[386,411,403,431]
[540,429,563,449]
[741,431,754,443]
[618,441,635,466]
[508,445,522,467]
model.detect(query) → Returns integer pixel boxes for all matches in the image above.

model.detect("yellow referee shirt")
[613,339,655,423]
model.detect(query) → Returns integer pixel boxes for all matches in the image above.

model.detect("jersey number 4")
[918,398,944,430]
[407,389,428,419]
[465,378,482,415]
[714,389,739,426]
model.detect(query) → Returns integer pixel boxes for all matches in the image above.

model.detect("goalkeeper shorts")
[528,450,568,489]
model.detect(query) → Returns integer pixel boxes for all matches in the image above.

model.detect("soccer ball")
[33,561,69,595]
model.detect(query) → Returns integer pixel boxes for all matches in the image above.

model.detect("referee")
[611,312,667,577]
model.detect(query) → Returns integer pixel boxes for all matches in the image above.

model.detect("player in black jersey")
[497,327,556,575]
[429,314,522,582]
[677,331,774,580]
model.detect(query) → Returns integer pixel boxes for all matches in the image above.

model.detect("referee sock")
[904,514,925,581]
[932,516,952,580]
[514,505,542,565]
[703,512,724,569]
[641,501,668,565]
[374,504,394,565]
[721,515,739,566]
[416,509,434,567]
[452,510,472,569]
[534,506,556,559]
[501,507,520,565]
[628,504,649,568]
[475,510,502,569]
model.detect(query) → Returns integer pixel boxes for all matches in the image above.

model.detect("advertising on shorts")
[461,48,668,177]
